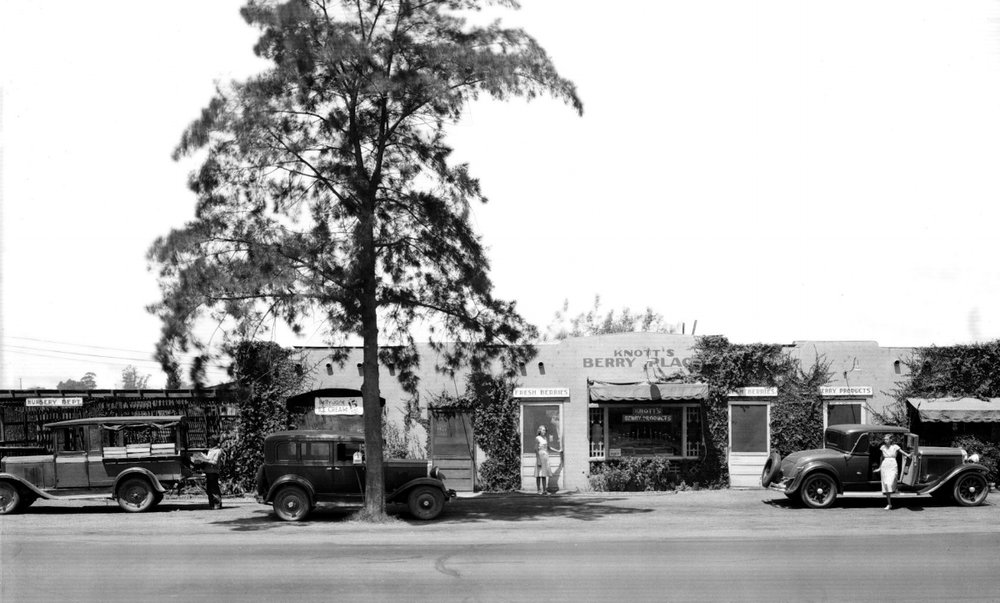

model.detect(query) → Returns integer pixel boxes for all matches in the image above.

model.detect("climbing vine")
[692,335,831,486]
[225,340,304,492]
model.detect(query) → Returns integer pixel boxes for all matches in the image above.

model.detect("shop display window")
[598,404,703,459]
[827,402,862,426]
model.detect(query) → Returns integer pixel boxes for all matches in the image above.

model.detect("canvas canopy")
[907,397,1000,423]
[589,382,708,402]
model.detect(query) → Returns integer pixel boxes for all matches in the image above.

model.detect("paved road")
[3,490,999,602]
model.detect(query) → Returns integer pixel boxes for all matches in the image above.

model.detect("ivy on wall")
[692,336,830,486]
[225,341,304,492]
[878,341,1000,426]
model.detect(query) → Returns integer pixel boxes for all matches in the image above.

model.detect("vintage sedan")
[0,416,197,514]
[761,424,991,509]
[256,430,455,521]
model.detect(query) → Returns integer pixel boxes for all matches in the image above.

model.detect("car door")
[898,433,920,487]
[54,427,89,488]
[298,441,335,497]
[333,441,365,500]
[843,432,873,486]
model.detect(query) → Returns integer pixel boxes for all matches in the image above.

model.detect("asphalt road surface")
[3,489,999,602]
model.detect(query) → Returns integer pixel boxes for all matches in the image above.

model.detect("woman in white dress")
[535,425,561,495]
[874,433,911,510]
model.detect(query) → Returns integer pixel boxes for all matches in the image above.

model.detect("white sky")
[2,1,1000,389]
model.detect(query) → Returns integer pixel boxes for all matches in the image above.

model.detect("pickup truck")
[0,415,197,514]
[255,430,455,521]
[762,424,991,508]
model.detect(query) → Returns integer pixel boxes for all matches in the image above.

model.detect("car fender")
[0,473,56,500]
[784,460,845,494]
[918,463,990,495]
[386,477,452,503]
[112,468,169,494]
[264,474,317,504]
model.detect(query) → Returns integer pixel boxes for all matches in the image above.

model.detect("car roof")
[43,415,186,429]
[826,423,909,435]
[265,430,364,442]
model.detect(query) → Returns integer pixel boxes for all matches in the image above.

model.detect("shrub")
[382,409,424,460]
[589,458,684,492]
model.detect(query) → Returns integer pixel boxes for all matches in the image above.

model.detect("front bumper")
[768,473,801,494]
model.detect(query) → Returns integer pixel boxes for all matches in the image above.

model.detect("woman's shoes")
[884,504,892,510]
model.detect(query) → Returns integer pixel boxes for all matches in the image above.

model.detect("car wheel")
[760,452,781,487]
[0,481,22,515]
[408,486,445,520]
[273,486,311,521]
[117,477,156,513]
[799,473,837,509]
[952,473,989,507]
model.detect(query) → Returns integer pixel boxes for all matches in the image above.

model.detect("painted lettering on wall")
[582,348,701,371]
[26,397,84,407]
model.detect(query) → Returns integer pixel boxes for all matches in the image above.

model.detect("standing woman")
[874,433,911,510]
[535,425,562,495]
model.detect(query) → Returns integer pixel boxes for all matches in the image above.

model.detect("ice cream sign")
[315,397,363,415]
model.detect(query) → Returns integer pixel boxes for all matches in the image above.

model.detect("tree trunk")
[359,206,386,519]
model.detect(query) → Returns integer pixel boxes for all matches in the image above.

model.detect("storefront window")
[827,403,862,426]
[604,404,701,458]
[685,405,703,457]
[589,408,605,458]
[522,405,562,454]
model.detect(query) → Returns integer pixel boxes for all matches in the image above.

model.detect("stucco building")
[295,333,915,491]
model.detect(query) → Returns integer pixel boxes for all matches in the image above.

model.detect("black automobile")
[761,424,990,509]
[255,430,454,521]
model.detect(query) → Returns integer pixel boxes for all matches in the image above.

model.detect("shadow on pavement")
[210,493,655,532]
[761,493,958,512]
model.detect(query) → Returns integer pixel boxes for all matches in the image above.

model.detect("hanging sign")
[26,397,83,407]
[513,387,569,398]
[315,397,363,415]
[729,387,777,397]
[819,386,873,397]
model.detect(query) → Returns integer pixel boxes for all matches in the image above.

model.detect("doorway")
[728,402,770,488]
[520,403,564,492]
[429,409,476,492]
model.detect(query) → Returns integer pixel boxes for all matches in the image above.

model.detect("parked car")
[0,416,199,514]
[761,424,991,509]
[255,430,455,521]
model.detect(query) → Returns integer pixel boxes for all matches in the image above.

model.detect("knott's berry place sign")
[582,347,702,371]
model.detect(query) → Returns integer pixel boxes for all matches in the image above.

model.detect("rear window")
[274,441,297,462]
[825,429,849,452]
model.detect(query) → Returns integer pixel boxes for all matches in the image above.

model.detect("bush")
[951,435,999,486]
[383,409,424,460]
[588,458,683,492]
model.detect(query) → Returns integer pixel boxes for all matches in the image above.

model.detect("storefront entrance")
[728,402,770,488]
[520,403,564,492]
[428,410,476,492]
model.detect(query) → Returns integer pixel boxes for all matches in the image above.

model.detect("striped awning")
[589,382,708,402]
[907,397,1000,423]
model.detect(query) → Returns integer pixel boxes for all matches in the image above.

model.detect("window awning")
[907,397,1000,423]
[589,382,708,402]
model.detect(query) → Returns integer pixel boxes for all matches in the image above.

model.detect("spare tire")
[760,452,782,487]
